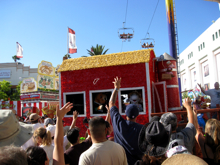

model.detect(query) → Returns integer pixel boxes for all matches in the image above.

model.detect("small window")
[203,42,205,48]
[216,32,218,39]
[219,29,220,37]
[201,44,202,50]
[198,46,200,51]
[191,52,193,57]
[90,90,112,116]
[213,34,215,41]
[63,92,86,116]
[188,55,190,59]
[119,87,145,114]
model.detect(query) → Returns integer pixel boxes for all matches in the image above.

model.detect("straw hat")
[0,110,33,147]
[162,154,208,165]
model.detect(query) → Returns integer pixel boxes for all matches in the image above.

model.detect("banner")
[20,94,41,100]
[16,42,23,58]
[20,77,38,93]
[68,28,77,54]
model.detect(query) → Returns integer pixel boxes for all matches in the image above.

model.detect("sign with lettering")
[0,70,11,78]
[20,94,41,100]
[40,93,59,100]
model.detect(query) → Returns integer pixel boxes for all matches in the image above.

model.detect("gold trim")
[58,49,154,72]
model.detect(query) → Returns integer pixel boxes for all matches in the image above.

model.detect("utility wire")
[144,0,160,38]
[121,0,129,52]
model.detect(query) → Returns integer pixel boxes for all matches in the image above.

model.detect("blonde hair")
[34,127,52,146]
[205,119,220,162]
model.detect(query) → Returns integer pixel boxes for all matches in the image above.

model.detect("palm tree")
[12,55,20,62]
[87,44,109,56]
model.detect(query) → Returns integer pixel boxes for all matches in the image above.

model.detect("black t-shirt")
[110,106,143,165]
[64,138,92,165]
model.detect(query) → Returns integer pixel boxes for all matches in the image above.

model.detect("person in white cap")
[0,110,33,147]
[21,113,44,150]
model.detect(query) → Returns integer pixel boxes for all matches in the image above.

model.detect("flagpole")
[67,27,69,56]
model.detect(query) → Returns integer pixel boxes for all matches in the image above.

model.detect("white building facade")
[179,17,220,92]
[0,63,37,87]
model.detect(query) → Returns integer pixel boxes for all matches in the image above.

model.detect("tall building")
[179,17,220,91]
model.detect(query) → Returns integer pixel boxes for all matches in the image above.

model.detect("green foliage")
[10,81,21,101]
[87,44,109,56]
[0,80,21,101]
[64,54,71,59]
[12,55,20,62]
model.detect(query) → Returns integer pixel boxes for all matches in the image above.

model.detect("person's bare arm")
[105,105,110,123]
[53,102,73,165]
[70,110,78,130]
[198,83,206,94]
[109,77,121,110]
[183,97,194,124]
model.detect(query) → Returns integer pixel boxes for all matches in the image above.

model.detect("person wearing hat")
[160,98,196,154]
[44,118,55,127]
[21,113,45,150]
[109,77,143,165]
[0,110,34,147]
[136,121,172,165]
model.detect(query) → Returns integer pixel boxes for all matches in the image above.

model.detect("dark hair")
[67,128,80,145]
[31,119,39,124]
[140,154,166,165]
[0,146,28,165]
[19,117,25,121]
[89,117,106,138]
[26,146,47,165]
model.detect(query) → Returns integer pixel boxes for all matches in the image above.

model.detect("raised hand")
[56,102,73,119]
[73,110,79,120]
[183,97,192,109]
[112,77,121,89]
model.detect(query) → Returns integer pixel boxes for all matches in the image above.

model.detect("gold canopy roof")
[58,49,154,72]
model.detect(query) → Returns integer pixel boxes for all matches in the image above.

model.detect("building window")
[216,32,218,39]
[213,34,215,41]
[198,46,200,51]
[188,55,189,59]
[191,52,193,57]
[63,92,86,116]
[119,87,145,114]
[201,44,202,50]
[219,29,220,37]
[203,42,205,48]
[90,90,112,116]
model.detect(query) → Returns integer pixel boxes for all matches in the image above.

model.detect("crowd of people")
[0,77,220,165]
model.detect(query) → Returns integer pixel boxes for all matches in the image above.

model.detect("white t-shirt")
[205,89,220,107]
[40,144,54,165]
[21,123,44,150]
[79,140,127,165]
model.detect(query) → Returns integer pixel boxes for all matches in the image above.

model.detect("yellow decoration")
[58,49,154,72]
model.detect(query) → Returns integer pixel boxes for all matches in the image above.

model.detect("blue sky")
[0,0,219,68]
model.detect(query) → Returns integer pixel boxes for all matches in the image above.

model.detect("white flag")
[16,42,23,58]
[68,28,77,54]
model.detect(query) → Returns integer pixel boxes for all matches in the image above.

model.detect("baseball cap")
[44,118,55,127]
[125,104,139,119]
[46,125,56,138]
[29,113,40,122]
[160,112,177,131]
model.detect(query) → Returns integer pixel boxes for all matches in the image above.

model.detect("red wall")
[61,50,156,136]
